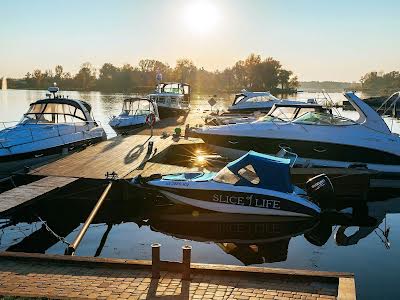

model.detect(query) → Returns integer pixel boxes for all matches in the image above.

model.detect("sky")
[1,0,399,81]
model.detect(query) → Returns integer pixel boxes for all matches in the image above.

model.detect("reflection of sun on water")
[183,1,219,34]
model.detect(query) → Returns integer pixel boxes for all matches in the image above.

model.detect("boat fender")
[305,174,335,210]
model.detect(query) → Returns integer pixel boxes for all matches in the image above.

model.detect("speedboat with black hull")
[148,82,190,118]
[195,92,400,173]
[133,151,333,217]
[109,97,159,134]
[0,87,106,175]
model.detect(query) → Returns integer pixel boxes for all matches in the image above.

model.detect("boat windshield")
[213,164,261,186]
[122,99,152,115]
[293,112,357,126]
[21,103,87,124]
[157,83,184,94]
[234,93,278,105]
[257,106,326,122]
[213,167,240,185]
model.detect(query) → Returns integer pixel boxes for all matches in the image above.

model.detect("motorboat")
[0,87,106,175]
[226,90,301,114]
[133,151,334,217]
[205,102,331,126]
[195,92,400,173]
[147,82,190,118]
[109,97,159,134]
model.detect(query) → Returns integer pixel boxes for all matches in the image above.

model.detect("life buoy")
[146,113,156,126]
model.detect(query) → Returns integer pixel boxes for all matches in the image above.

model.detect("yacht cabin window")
[122,99,153,116]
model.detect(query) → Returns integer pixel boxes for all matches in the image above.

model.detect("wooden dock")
[0,251,356,300]
[29,134,205,179]
[0,176,78,216]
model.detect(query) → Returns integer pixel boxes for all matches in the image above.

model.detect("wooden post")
[152,243,161,279]
[182,245,192,280]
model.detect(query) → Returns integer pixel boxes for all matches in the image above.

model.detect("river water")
[1,89,400,299]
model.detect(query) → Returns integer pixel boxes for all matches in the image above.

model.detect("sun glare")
[183,1,219,34]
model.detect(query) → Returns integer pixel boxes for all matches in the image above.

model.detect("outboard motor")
[306,174,335,210]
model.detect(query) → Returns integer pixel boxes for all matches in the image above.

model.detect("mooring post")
[182,245,192,280]
[184,124,190,139]
[152,243,161,279]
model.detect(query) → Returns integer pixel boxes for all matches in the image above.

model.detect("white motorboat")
[0,87,106,175]
[195,92,400,173]
[133,151,334,217]
[148,82,190,118]
[109,97,159,134]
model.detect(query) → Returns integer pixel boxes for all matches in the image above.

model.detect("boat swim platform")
[0,251,356,300]
[0,176,78,216]
[29,134,206,180]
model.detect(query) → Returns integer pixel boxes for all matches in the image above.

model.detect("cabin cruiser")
[195,92,400,173]
[0,87,106,175]
[226,90,300,114]
[133,151,334,217]
[205,102,331,126]
[109,97,159,134]
[147,82,190,118]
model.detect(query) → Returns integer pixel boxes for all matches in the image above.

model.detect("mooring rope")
[36,215,70,245]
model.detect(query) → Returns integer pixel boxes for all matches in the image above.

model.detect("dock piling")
[182,245,192,280]
[151,243,161,279]
[65,181,113,255]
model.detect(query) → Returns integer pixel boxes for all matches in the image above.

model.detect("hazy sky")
[1,0,399,81]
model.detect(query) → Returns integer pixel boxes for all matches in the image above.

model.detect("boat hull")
[111,123,146,134]
[0,136,104,176]
[198,133,400,173]
[157,106,189,118]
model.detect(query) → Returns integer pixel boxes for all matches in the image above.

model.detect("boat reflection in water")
[1,192,399,264]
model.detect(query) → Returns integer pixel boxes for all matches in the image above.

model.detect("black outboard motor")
[306,174,335,210]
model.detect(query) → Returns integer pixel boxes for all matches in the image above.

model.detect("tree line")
[7,54,299,94]
[361,71,400,95]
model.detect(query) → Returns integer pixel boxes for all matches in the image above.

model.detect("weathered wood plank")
[0,176,78,215]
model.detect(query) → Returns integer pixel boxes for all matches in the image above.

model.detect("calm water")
[1,89,400,299]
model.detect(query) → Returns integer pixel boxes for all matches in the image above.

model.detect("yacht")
[147,82,190,118]
[195,92,400,173]
[0,87,106,175]
[109,97,159,134]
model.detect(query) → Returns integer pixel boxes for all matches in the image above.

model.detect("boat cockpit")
[258,103,331,122]
[292,112,357,126]
[121,98,158,117]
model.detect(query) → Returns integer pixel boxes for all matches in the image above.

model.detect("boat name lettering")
[212,194,280,209]
[165,181,189,186]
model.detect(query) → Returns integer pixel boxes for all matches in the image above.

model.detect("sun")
[183,1,220,34]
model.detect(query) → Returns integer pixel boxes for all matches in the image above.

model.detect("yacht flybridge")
[109,97,159,134]
[0,87,106,174]
[195,92,400,173]
[148,82,190,118]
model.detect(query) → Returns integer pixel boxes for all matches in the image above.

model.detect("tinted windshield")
[293,112,356,126]
[22,103,87,124]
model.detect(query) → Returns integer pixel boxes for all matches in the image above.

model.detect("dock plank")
[30,135,204,179]
[0,176,78,215]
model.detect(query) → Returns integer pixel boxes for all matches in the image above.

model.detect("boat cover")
[226,151,293,193]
